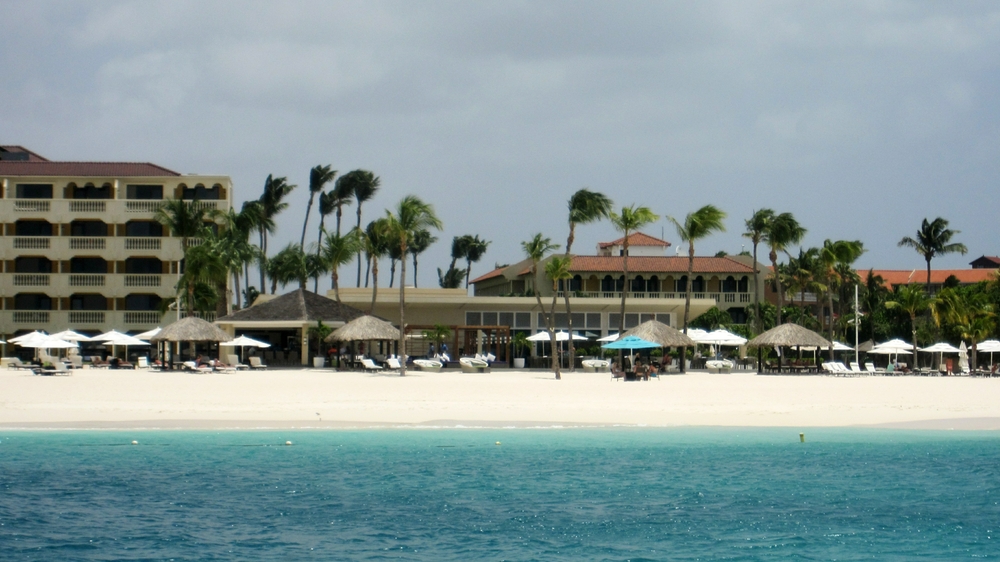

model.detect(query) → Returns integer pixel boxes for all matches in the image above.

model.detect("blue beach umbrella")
[601,335,660,351]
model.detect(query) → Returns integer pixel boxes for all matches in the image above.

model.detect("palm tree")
[464,235,490,288]
[313,190,339,292]
[564,189,613,370]
[437,266,466,289]
[898,217,968,290]
[387,241,404,288]
[238,200,267,296]
[178,240,228,318]
[522,233,561,376]
[257,174,296,292]
[215,208,258,314]
[409,229,437,288]
[818,239,864,359]
[743,209,774,335]
[932,288,994,371]
[268,244,310,291]
[545,255,573,380]
[886,284,934,365]
[609,205,659,340]
[154,198,215,251]
[386,196,443,376]
[340,170,380,287]
[322,229,363,303]
[362,218,393,313]
[300,165,336,248]
[449,235,472,276]
[330,173,356,236]
[763,212,806,325]
[669,205,727,373]
[786,247,826,315]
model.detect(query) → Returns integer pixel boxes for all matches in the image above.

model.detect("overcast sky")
[4,1,999,290]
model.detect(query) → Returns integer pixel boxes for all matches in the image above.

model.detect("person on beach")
[428,343,435,359]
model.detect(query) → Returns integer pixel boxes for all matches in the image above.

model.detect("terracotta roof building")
[0,146,232,344]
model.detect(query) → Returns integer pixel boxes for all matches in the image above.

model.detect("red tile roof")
[470,267,506,284]
[0,146,49,161]
[0,161,180,177]
[598,231,671,248]
[866,269,998,286]
[569,256,753,274]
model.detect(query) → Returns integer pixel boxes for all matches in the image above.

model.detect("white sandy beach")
[3,367,1000,430]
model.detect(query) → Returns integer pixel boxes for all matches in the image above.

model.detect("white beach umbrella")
[874,338,912,351]
[868,347,911,355]
[134,327,162,340]
[597,333,620,342]
[526,331,585,342]
[975,339,1000,367]
[16,335,77,349]
[919,342,961,353]
[50,330,93,342]
[959,341,970,373]
[8,331,47,344]
[93,330,150,360]
[701,329,747,346]
[220,334,271,362]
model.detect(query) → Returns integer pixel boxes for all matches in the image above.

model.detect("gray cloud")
[3,1,1000,290]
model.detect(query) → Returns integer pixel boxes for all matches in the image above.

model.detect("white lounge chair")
[582,359,610,373]
[137,357,149,369]
[460,357,490,373]
[360,358,383,372]
[413,359,443,372]
[705,359,733,373]
[849,362,864,375]
[385,357,402,371]
[227,354,250,370]
[864,362,882,375]
[70,356,84,369]
[5,357,35,371]
[41,361,71,376]
[248,356,268,370]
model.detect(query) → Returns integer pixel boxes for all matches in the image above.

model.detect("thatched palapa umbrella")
[326,315,400,342]
[746,323,831,373]
[150,316,231,369]
[624,320,697,348]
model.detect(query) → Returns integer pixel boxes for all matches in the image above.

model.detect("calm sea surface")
[1,428,998,560]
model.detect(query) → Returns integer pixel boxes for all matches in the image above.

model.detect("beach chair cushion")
[248,357,268,369]
[361,358,383,372]
[227,354,250,370]
[386,357,402,370]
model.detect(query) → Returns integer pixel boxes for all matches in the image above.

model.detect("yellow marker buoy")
[285,441,293,446]
[131,440,138,445]
[799,433,805,443]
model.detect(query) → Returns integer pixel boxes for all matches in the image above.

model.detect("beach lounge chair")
[5,357,35,371]
[460,357,490,373]
[212,360,236,373]
[91,357,109,369]
[864,362,881,375]
[705,359,733,374]
[413,359,443,372]
[849,362,864,375]
[360,358,383,373]
[182,361,213,374]
[41,361,71,376]
[248,356,268,370]
[70,356,84,369]
[582,359,611,373]
[385,357,402,372]
[138,357,149,369]
[227,354,250,370]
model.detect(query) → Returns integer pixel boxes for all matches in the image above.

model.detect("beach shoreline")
[3,367,1000,431]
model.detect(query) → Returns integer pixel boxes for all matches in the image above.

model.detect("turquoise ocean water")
[1,428,999,560]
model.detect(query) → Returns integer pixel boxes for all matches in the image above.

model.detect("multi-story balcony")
[0,198,223,223]
[0,310,215,333]
[0,236,184,261]
[2,273,176,294]
[556,291,752,304]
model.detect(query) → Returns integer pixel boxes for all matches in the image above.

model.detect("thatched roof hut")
[150,316,231,343]
[216,288,366,324]
[746,323,831,349]
[624,320,697,347]
[327,315,400,342]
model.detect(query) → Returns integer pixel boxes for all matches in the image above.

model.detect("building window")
[125,294,162,311]
[608,313,641,329]
[466,312,482,325]
[722,276,737,293]
[601,275,615,292]
[499,312,514,327]
[15,257,52,273]
[570,275,582,292]
[126,185,163,200]
[71,257,108,274]
[182,183,221,200]
[586,313,601,328]
[15,184,53,199]
[482,312,498,326]
[738,276,749,292]
[125,258,162,274]
[125,221,163,237]
[675,276,688,292]
[631,275,646,293]
[692,276,705,293]
[71,294,108,310]
[514,312,531,328]
[72,183,112,199]
[14,293,52,310]
[648,276,660,292]
[655,313,672,325]
[15,220,53,236]
[70,220,107,237]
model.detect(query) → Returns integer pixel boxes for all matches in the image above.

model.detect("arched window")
[648,276,660,293]
[692,276,705,293]
[616,275,625,292]
[675,276,688,292]
[722,276,737,293]
[631,275,646,293]
[571,275,583,292]
[126,258,162,274]
[125,221,163,237]
[125,294,162,311]
[14,293,52,310]
[70,220,107,237]
[71,257,107,274]
[15,220,52,236]
[601,275,615,292]
[738,276,749,292]
[15,257,52,273]
[70,294,108,310]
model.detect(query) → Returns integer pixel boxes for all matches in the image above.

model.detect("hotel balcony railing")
[1,273,173,294]
[556,291,752,304]
[13,274,51,287]
[0,310,166,332]
[0,198,224,222]
[1,236,183,260]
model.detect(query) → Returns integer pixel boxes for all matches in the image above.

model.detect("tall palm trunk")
[258,228,266,294]
[549,285,561,379]
[356,207,364,287]
[563,224,577,372]
[330,269,341,303]
[752,241,762,373]
[770,248,784,325]
[680,243,694,373]
[369,257,379,314]
[531,264,556,374]
[827,292,836,361]
[398,250,408,376]
[412,254,420,289]
[232,272,241,313]
[618,237,630,367]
